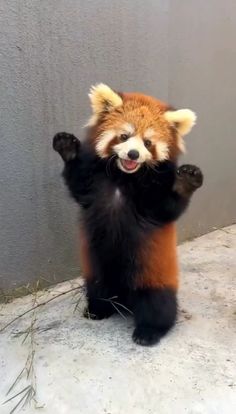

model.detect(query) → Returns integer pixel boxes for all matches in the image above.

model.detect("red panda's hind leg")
[132,288,177,346]
[133,224,178,346]
[83,279,116,320]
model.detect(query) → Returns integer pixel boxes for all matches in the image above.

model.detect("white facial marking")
[144,127,155,139]
[120,123,135,136]
[156,141,169,161]
[95,124,135,158]
[114,136,152,164]
[95,129,115,157]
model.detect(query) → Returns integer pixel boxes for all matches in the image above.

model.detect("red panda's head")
[86,84,196,173]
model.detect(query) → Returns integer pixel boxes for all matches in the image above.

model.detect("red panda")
[53,84,203,346]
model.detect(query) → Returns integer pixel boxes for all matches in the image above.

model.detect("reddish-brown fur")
[80,224,178,291]
[136,223,178,291]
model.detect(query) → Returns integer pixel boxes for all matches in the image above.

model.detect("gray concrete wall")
[169,0,236,240]
[0,0,235,291]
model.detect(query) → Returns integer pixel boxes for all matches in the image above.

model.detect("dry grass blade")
[12,327,31,344]
[10,386,35,414]
[24,385,36,406]
[2,283,83,412]
[12,321,59,344]
[27,351,35,379]
[0,286,82,333]
[6,368,25,396]
[3,385,31,404]
[3,288,46,412]
[110,301,127,320]
[73,292,84,313]
[111,300,133,315]
[99,297,133,320]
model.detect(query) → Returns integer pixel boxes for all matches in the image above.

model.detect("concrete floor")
[0,226,236,414]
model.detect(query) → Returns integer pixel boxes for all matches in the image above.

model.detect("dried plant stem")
[0,286,82,334]
[99,296,133,319]
[4,292,39,412]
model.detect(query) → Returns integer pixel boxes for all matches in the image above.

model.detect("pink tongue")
[122,160,138,170]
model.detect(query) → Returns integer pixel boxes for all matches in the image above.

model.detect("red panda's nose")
[128,149,139,160]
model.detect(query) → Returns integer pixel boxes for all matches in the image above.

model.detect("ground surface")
[0,225,236,414]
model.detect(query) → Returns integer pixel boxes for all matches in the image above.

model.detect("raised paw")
[53,132,80,162]
[175,164,203,196]
[132,325,161,346]
[177,164,203,188]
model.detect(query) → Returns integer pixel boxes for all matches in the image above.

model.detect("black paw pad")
[177,164,203,189]
[53,132,80,162]
[132,325,161,346]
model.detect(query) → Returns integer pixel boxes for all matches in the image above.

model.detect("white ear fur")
[164,109,197,136]
[86,83,123,126]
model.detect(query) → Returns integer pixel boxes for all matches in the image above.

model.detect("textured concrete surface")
[1,1,236,290]
[0,226,235,414]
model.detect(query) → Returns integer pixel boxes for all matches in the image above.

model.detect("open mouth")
[118,158,141,173]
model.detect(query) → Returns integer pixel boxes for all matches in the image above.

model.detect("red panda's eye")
[120,134,129,142]
[144,139,152,148]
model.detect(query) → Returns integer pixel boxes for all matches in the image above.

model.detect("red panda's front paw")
[53,132,80,162]
[177,164,203,188]
[175,164,203,197]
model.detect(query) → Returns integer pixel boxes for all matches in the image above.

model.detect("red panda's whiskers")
[147,162,158,173]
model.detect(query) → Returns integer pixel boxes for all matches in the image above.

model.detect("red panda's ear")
[164,109,196,136]
[164,109,196,153]
[86,84,123,126]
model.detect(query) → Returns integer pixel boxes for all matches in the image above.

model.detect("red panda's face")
[94,106,172,174]
[87,84,196,174]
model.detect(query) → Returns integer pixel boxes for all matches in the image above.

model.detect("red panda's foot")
[84,280,117,320]
[132,325,162,346]
[83,298,115,320]
[132,288,177,346]
[53,132,81,162]
[175,164,203,197]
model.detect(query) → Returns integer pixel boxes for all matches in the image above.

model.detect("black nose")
[128,149,139,160]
